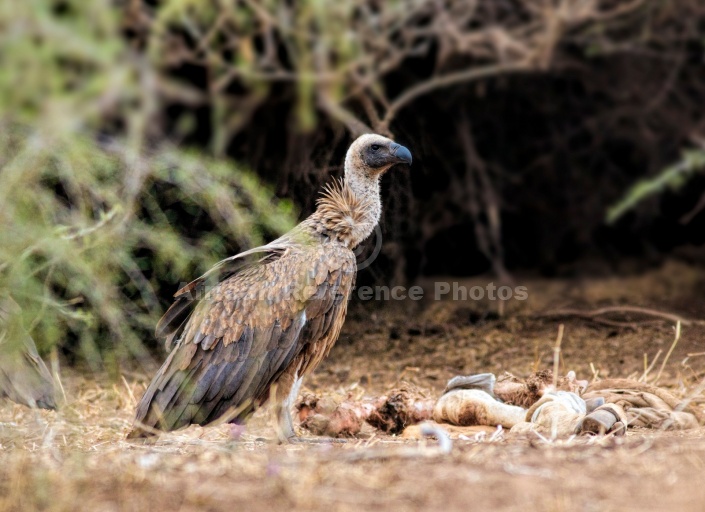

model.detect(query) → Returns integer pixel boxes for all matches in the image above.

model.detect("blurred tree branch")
[128,0,685,146]
[0,0,297,368]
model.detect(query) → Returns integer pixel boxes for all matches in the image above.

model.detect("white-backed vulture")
[128,134,412,441]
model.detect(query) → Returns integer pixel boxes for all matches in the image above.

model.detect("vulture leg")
[274,373,303,443]
[274,374,348,444]
[281,375,303,440]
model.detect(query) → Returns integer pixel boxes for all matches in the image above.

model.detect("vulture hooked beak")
[390,142,412,166]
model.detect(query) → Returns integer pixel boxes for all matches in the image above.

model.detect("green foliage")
[0,0,295,367]
[146,0,369,140]
[607,149,705,224]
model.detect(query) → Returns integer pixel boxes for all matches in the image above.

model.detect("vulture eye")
[370,144,380,151]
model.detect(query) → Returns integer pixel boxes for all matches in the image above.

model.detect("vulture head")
[345,133,413,178]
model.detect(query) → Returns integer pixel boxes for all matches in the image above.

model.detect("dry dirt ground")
[2,261,705,512]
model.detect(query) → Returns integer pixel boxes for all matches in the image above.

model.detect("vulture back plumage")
[0,295,57,410]
[128,134,412,439]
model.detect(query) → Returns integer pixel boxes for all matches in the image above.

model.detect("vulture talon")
[128,134,412,440]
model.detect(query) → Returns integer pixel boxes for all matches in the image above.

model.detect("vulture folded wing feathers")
[0,295,56,410]
[128,134,412,440]
[155,243,289,350]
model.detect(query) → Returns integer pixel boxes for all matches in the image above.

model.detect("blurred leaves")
[0,0,295,368]
[607,149,705,224]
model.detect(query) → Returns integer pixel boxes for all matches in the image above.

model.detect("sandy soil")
[2,261,705,512]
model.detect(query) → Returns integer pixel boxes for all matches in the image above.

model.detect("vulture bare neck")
[304,176,381,249]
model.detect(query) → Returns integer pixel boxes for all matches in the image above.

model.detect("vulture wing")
[130,240,356,436]
[155,242,290,351]
[0,295,56,410]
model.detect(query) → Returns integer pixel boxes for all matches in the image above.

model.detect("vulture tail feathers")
[128,363,201,438]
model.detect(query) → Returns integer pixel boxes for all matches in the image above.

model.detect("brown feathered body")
[129,182,371,436]
[128,134,411,438]
[0,294,56,410]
